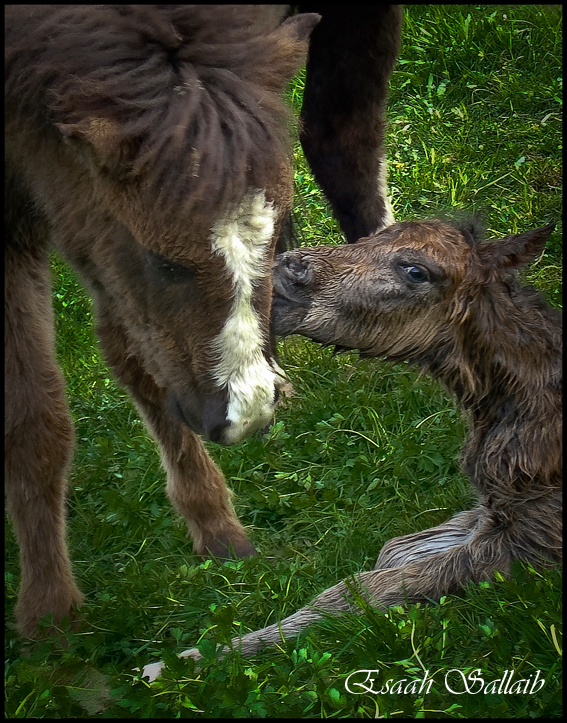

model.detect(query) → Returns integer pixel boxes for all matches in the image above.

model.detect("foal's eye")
[400,265,429,283]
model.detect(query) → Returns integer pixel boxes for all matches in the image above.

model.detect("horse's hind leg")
[94,307,257,559]
[299,5,402,243]
[5,245,84,636]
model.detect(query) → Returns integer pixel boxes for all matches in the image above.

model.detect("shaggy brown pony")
[5,4,320,636]
[143,218,561,680]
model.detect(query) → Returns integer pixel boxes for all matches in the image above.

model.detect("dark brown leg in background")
[298,5,403,242]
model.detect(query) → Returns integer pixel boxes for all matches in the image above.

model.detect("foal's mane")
[5,5,299,220]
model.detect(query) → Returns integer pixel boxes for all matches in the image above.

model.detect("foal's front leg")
[374,507,486,570]
[154,511,504,667]
[95,309,257,558]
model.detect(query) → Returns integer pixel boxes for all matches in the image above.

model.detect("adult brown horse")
[5,5,320,636]
[293,4,402,243]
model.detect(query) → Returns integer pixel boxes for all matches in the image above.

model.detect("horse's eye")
[157,261,178,274]
[147,252,195,282]
[400,265,429,283]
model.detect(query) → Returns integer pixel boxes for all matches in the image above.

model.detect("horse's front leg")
[5,246,84,636]
[94,308,257,559]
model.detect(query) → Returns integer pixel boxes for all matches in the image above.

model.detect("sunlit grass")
[5,5,562,718]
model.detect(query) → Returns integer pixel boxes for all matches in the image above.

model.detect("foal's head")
[271,219,555,363]
[36,6,320,444]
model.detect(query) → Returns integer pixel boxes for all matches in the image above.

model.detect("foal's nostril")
[285,256,312,284]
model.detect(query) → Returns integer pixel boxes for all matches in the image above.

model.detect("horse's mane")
[5,5,299,219]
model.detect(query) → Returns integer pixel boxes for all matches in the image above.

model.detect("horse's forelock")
[6,5,295,223]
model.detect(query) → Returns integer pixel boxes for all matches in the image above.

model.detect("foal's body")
[143,219,561,679]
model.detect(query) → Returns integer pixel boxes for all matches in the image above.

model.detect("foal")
[143,218,561,679]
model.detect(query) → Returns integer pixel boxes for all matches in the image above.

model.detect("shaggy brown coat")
[5,4,318,636]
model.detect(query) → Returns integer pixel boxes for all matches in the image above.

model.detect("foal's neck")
[422,283,561,422]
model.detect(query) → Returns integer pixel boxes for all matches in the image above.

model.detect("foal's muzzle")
[271,252,313,337]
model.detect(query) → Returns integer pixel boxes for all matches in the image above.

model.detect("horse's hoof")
[16,587,85,638]
[202,536,258,560]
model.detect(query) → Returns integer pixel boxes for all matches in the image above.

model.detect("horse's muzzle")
[169,390,230,444]
[170,386,275,446]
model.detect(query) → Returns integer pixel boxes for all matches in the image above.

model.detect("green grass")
[5,5,562,718]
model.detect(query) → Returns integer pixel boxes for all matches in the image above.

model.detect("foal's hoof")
[202,535,258,560]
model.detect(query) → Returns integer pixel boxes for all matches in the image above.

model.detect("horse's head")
[50,7,320,444]
[85,189,286,445]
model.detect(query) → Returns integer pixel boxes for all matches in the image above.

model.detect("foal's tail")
[142,501,561,681]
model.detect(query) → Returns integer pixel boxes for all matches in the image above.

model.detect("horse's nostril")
[201,394,229,444]
[206,424,226,444]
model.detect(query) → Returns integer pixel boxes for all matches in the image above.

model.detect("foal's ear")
[476,224,555,270]
[279,12,321,42]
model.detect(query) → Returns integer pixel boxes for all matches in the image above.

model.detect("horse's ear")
[476,224,555,270]
[56,117,119,144]
[56,118,132,173]
[279,12,321,42]
[267,13,321,84]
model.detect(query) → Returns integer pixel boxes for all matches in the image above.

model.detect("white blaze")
[210,191,278,444]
